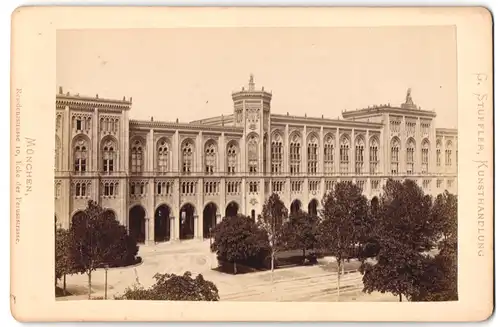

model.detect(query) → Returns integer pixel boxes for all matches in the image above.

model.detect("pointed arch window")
[102,140,116,173]
[391,138,400,175]
[73,138,88,172]
[182,141,194,174]
[248,135,258,174]
[369,138,379,174]
[355,137,364,175]
[157,139,169,173]
[205,142,217,174]
[340,136,350,174]
[227,143,237,174]
[289,134,301,175]
[324,135,335,174]
[436,140,442,167]
[307,135,318,174]
[271,134,283,174]
[421,140,429,173]
[406,139,415,174]
[445,141,452,166]
[130,139,143,173]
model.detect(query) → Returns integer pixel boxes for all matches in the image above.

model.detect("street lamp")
[104,264,109,300]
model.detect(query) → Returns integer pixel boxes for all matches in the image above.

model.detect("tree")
[360,179,438,302]
[69,200,139,299]
[357,196,382,261]
[318,181,369,299]
[412,191,458,301]
[116,271,219,301]
[258,193,289,282]
[432,190,458,246]
[282,210,320,262]
[55,227,74,295]
[210,214,270,274]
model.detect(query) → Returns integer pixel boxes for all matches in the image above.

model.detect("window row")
[67,136,456,175]
[71,181,118,198]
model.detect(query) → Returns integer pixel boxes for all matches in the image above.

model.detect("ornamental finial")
[249,74,255,91]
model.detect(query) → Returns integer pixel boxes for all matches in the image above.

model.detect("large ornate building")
[55,75,458,244]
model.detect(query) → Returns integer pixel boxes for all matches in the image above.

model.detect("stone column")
[169,216,175,241]
[335,128,340,173]
[144,217,150,245]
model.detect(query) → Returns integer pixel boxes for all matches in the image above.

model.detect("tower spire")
[248,74,255,91]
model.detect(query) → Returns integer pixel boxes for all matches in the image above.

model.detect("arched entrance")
[129,205,146,243]
[155,205,171,242]
[71,211,86,226]
[308,199,319,216]
[290,199,302,215]
[251,209,256,221]
[225,201,239,218]
[179,203,195,240]
[203,202,218,239]
[103,209,116,220]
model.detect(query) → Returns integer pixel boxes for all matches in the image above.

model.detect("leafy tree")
[282,210,320,262]
[55,227,74,295]
[432,190,458,246]
[357,196,382,261]
[318,181,369,298]
[210,214,270,274]
[412,191,458,301]
[116,271,219,301]
[69,200,139,299]
[258,193,289,282]
[359,179,438,302]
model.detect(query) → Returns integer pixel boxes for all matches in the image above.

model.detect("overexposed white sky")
[57,26,457,128]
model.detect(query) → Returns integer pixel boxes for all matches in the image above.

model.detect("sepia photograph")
[54,26,458,302]
[10,6,493,322]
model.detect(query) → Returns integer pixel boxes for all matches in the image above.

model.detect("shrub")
[116,271,219,301]
[211,214,270,274]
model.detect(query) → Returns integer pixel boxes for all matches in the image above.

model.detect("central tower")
[232,75,272,175]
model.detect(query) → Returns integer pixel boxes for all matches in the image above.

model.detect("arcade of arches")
[71,199,320,244]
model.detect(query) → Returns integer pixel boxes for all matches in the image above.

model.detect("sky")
[57,26,457,128]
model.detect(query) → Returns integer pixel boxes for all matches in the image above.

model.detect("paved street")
[58,240,400,302]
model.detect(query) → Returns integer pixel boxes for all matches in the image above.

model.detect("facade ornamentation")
[55,77,458,244]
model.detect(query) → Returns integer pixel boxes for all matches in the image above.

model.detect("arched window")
[406,138,415,174]
[182,140,194,174]
[248,135,258,174]
[421,140,430,173]
[227,142,237,174]
[340,136,350,174]
[391,138,400,175]
[289,134,301,175]
[130,139,144,173]
[324,135,335,174]
[102,138,117,173]
[55,136,61,171]
[205,142,217,174]
[369,137,379,174]
[436,140,442,167]
[157,139,169,173]
[355,137,364,174]
[445,141,452,166]
[271,133,283,174]
[73,137,88,172]
[307,135,318,174]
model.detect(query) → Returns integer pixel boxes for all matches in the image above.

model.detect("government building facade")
[55,75,458,244]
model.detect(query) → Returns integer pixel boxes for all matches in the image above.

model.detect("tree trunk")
[87,271,92,300]
[302,248,306,264]
[337,259,341,300]
[399,293,402,302]
[341,261,345,275]
[271,249,275,285]
[63,274,67,295]
[233,262,237,275]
